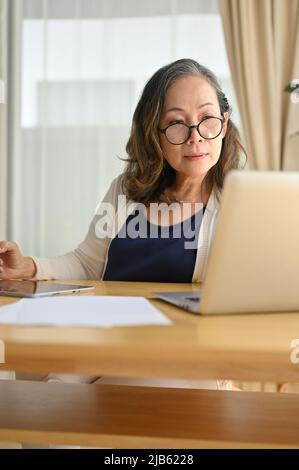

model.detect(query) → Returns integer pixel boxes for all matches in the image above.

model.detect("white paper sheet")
[0,296,171,327]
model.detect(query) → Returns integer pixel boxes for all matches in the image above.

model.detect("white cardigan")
[33,174,220,282]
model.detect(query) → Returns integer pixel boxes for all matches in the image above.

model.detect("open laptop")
[155,170,299,314]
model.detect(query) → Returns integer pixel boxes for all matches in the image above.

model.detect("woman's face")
[158,75,228,181]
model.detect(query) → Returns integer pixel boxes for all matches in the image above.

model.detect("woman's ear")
[222,112,229,138]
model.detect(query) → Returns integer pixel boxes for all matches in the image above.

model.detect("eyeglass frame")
[158,115,225,145]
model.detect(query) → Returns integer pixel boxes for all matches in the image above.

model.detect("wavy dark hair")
[122,58,246,204]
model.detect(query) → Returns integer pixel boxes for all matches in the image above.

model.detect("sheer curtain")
[220,0,299,170]
[0,0,7,240]
[0,0,20,419]
[13,0,240,258]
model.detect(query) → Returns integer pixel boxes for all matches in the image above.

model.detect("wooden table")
[0,280,299,383]
[0,280,299,448]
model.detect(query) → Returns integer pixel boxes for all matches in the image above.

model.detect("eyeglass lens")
[166,117,222,144]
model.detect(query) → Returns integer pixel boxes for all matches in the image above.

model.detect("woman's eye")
[201,115,217,121]
[169,120,184,125]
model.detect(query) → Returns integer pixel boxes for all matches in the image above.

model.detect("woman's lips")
[184,153,208,160]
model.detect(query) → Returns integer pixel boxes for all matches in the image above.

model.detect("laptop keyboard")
[183,296,200,302]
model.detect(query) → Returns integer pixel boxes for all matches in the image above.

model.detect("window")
[18,0,240,256]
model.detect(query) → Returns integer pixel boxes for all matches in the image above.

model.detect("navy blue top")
[103,206,204,282]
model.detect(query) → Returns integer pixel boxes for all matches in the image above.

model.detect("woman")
[0,58,244,283]
[0,58,245,390]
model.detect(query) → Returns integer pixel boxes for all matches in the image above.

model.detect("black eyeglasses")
[158,116,224,145]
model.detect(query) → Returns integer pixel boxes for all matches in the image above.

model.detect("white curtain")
[219,0,299,171]
[12,0,239,258]
[0,0,18,415]
[0,0,7,240]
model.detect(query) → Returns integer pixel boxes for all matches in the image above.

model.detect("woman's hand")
[0,241,36,279]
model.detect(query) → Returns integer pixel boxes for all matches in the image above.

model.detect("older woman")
[0,58,245,283]
[0,59,245,392]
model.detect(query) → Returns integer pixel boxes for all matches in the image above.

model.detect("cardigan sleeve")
[31,175,123,280]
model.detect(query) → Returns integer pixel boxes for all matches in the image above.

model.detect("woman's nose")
[188,126,203,143]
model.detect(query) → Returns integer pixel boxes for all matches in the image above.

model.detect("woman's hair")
[122,58,246,204]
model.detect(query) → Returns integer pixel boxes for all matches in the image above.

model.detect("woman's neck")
[166,174,208,205]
